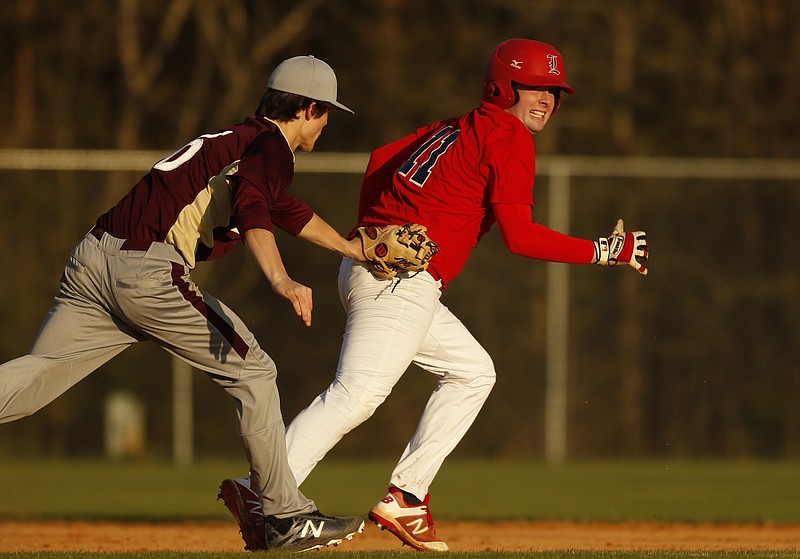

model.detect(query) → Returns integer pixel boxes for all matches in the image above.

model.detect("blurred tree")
[0,0,799,459]
[12,0,36,147]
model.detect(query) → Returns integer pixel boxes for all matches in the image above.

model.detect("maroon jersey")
[96,117,313,268]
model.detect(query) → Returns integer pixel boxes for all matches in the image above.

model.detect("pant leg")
[0,242,141,423]
[168,293,313,517]
[285,258,441,485]
[106,240,313,517]
[389,304,496,498]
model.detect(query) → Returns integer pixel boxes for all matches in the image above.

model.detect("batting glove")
[594,219,648,276]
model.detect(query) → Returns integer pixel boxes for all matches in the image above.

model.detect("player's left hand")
[348,237,368,262]
[271,276,314,326]
[594,219,648,276]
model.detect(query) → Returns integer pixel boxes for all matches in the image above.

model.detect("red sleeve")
[485,129,536,206]
[494,202,595,263]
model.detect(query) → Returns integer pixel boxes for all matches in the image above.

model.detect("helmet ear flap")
[483,80,500,100]
[482,79,516,110]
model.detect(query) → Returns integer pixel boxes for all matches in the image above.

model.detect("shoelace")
[403,493,438,533]
[415,494,440,534]
[422,505,437,532]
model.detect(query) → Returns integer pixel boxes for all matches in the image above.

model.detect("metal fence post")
[544,162,571,464]
[172,359,193,467]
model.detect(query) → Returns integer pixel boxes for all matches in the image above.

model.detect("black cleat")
[265,510,365,552]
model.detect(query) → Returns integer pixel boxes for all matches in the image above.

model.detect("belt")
[90,226,156,251]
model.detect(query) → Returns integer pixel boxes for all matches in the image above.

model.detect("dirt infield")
[1,520,799,552]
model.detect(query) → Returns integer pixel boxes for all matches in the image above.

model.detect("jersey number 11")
[398,125,460,187]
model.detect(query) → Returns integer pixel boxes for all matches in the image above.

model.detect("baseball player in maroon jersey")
[0,55,367,552]
[222,39,649,551]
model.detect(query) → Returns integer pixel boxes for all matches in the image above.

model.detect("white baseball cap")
[268,55,354,114]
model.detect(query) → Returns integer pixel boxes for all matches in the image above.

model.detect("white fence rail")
[3,149,800,178]
[3,149,799,464]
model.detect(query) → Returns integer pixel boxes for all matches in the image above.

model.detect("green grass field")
[1,458,798,522]
[1,458,798,558]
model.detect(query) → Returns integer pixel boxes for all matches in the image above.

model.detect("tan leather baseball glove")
[355,223,440,280]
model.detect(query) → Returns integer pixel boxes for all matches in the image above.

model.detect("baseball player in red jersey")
[271,40,651,552]
[0,56,367,552]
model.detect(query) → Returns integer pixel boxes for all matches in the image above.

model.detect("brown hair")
[255,89,334,121]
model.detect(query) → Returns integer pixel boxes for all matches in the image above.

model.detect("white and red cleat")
[369,486,449,551]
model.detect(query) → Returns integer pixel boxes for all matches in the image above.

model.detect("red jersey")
[357,102,593,288]
[96,117,313,268]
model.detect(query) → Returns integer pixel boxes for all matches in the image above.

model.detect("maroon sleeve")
[232,130,313,236]
[269,193,315,235]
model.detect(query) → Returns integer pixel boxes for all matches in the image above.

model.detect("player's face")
[297,107,329,152]
[506,87,558,135]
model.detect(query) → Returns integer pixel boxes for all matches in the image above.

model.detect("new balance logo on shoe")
[246,499,261,515]
[300,519,324,538]
[405,517,429,535]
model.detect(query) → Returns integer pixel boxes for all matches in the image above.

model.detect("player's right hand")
[593,219,648,276]
[271,277,314,326]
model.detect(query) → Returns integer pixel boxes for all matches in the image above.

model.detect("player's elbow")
[498,219,533,256]
[503,234,529,256]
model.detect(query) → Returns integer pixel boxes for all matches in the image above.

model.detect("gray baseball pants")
[0,230,314,517]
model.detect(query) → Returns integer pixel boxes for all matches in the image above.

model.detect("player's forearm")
[298,213,364,260]
[494,203,595,263]
[243,227,316,325]
[242,227,292,285]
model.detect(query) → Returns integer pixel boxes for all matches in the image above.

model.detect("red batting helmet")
[482,39,574,110]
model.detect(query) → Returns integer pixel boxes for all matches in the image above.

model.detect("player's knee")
[476,367,497,392]
[322,378,389,427]
[247,348,278,381]
[466,352,496,392]
[347,400,379,428]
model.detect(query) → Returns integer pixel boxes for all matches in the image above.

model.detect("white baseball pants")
[285,258,496,499]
